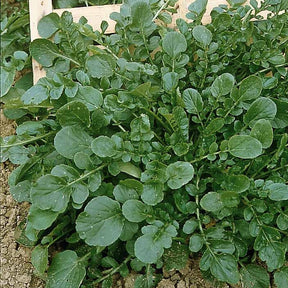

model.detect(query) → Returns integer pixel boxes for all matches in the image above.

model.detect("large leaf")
[0,67,15,97]
[31,245,49,276]
[38,13,60,38]
[210,254,240,284]
[122,199,152,223]
[54,126,93,159]
[76,196,125,246]
[239,75,262,101]
[222,175,250,193]
[21,84,49,105]
[74,86,103,111]
[30,39,64,67]
[166,161,194,189]
[31,175,71,212]
[135,223,177,264]
[187,0,208,20]
[244,97,277,126]
[56,101,90,127]
[274,267,288,288]
[86,55,115,79]
[266,182,288,201]
[240,264,270,288]
[210,73,235,97]
[46,250,86,288]
[162,31,187,58]
[91,136,117,158]
[182,88,203,114]
[250,119,273,149]
[192,25,212,47]
[228,135,262,159]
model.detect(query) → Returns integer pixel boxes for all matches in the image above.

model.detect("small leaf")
[266,182,288,201]
[46,250,86,288]
[192,25,212,47]
[251,119,273,149]
[183,219,198,234]
[244,97,277,127]
[239,75,262,101]
[166,161,194,189]
[228,135,262,159]
[0,67,15,97]
[76,196,124,246]
[189,234,204,252]
[91,136,117,158]
[182,88,203,114]
[222,175,250,193]
[122,200,151,223]
[162,31,187,58]
[56,101,90,127]
[31,245,48,275]
[240,264,270,288]
[204,118,224,135]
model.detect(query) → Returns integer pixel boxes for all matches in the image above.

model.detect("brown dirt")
[0,112,44,288]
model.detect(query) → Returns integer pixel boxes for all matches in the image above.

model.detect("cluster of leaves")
[1,0,32,98]
[53,0,127,9]
[1,0,288,287]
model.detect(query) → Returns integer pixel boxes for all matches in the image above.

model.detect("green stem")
[1,131,56,149]
[152,0,170,21]
[94,255,132,283]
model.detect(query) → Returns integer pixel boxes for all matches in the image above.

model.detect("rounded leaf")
[122,200,151,223]
[251,119,273,149]
[91,136,117,158]
[162,31,187,58]
[192,25,212,47]
[76,196,124,246]
[200,192,223,212]
[189,234,204,252]
[228,135,262,159]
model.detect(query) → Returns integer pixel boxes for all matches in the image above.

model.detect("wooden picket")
[29,0,260,83]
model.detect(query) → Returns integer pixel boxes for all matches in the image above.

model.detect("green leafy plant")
[1,0,288,287]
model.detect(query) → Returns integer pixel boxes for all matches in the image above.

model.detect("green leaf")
[31,175,71,212]
[192,25,212,47]
[135,223,177,264]
[71,183,89,205]
[130,1,154,32]
[271,99,288,128]
[182,88,203,114]
[162,31,187,58]
[163,72,179,92]
[46,250,86,288]
[86,55,115,79]
[222,174,250,193]
[250,119,273,149]
[183,219,198,234]
[163,242,189,270]
[30,39,65,67]
[240,264,270,288]
[220,191,240,207]
[204,118,224,135]
[38,13,60,38]
[244,97,277,127]
[31,245,48,276]
[276,213,288,231]
[274,267,288,288]
[76,196,124,246]
[210,73,235,97]
[239,75,262,101]
[266,182,288,201]
[210,254,240,284]
[56,101,90,127]
[28,205,60,230]
[21,84,49,105]
[259,242,286,271]
[10,180,31,202]
[75,86,103,111]
[0,67,15,97]
[54,126,92,159]
[200,192,224,212]
[113,180,141,203]
[187,0,208,20]
[228,135,262,159]
[91,136,117,158]
[189,234,204,252]
[166,161,194,189]
[141,181,164,206]
[122,200,151,223]
[130,114,154,142]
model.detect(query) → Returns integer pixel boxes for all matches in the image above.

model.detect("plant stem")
[152,0,170,21]
[1,131,56,149]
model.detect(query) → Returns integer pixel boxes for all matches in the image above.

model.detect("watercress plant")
[1,0,288,287]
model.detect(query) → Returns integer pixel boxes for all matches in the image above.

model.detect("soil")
[1,112,226,288]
